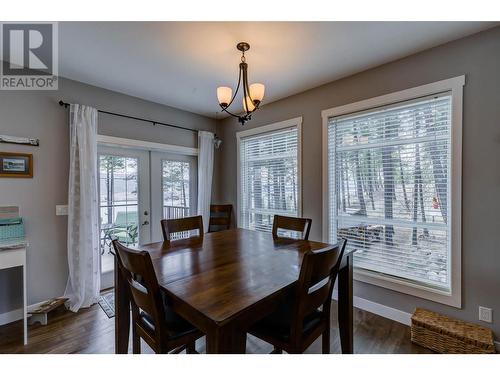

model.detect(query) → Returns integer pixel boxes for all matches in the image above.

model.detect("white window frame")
[236,117,303,229]
[322,76,464,308]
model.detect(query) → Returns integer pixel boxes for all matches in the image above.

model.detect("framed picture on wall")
[0,152,33,178]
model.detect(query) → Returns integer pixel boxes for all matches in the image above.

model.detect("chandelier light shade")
[216,42,265,125]
[217,87,232,107]
[249,83,265,102]
[242,95,256,112]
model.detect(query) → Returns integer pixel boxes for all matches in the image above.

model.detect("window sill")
[354,267,461,308]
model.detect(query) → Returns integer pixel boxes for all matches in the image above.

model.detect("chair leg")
[170,345,186,354]
[132,327,141,354]
[271,346,283,354]
[322,327,330,354]
[186,340,197,354]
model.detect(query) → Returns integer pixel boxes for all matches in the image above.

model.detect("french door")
[97,146,197,288]
[98,146,150,289]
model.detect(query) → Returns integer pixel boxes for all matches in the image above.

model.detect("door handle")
[142,220,150,226]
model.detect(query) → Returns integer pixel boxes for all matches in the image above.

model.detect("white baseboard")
[332,289,412,326]
[0,308,23,325]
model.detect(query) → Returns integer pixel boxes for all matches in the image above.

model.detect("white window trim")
[97,135,198,156]
[322,76,464,308]
[236,117,303,228]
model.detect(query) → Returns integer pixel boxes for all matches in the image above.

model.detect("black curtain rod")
[58,100,198,134]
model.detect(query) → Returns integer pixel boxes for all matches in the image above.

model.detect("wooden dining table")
[114,228,355,354]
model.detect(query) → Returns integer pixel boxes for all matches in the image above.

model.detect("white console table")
[0,238,28,345]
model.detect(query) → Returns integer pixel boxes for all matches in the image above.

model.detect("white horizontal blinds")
[240,127,299,232]
[328,93,452,291]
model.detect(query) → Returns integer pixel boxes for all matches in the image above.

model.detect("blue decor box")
[0,217,25,240]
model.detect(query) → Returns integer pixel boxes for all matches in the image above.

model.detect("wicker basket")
[411,308,496,354]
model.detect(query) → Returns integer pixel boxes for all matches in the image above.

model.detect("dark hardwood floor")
[0,300,432,354]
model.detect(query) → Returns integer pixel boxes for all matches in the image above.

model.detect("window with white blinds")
[238,123,300,233]
[327,93,454,292]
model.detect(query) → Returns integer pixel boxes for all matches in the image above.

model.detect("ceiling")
[59,22,497,118]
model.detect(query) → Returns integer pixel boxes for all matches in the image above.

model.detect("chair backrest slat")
[209,204,232,231]
[272,215,312,240]
[209,217,229,226]
[161,215,204,241]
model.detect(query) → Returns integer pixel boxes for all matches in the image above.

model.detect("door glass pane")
[99,155,139,273]
[162,160,191,239]
[162,160,191,219]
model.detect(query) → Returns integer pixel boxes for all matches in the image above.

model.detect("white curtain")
[64,104,100,312]
[197,131,214,232]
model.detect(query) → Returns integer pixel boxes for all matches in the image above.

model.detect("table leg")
[338,253,353,354]
[205,325,247,354]
[114,255,130,354]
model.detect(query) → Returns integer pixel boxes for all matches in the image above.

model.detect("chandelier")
[216,42,265,125]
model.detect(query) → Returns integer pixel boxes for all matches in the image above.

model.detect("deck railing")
[163,205,190,219]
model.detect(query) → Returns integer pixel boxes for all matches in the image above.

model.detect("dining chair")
[208,204,232,232]
[161,215,204,241]
[113,240,203,354]
[272,215,312,240]
[247,239,347,354]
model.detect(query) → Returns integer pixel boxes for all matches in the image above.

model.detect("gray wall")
[0,77,216,315]
[214,26,500,339]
